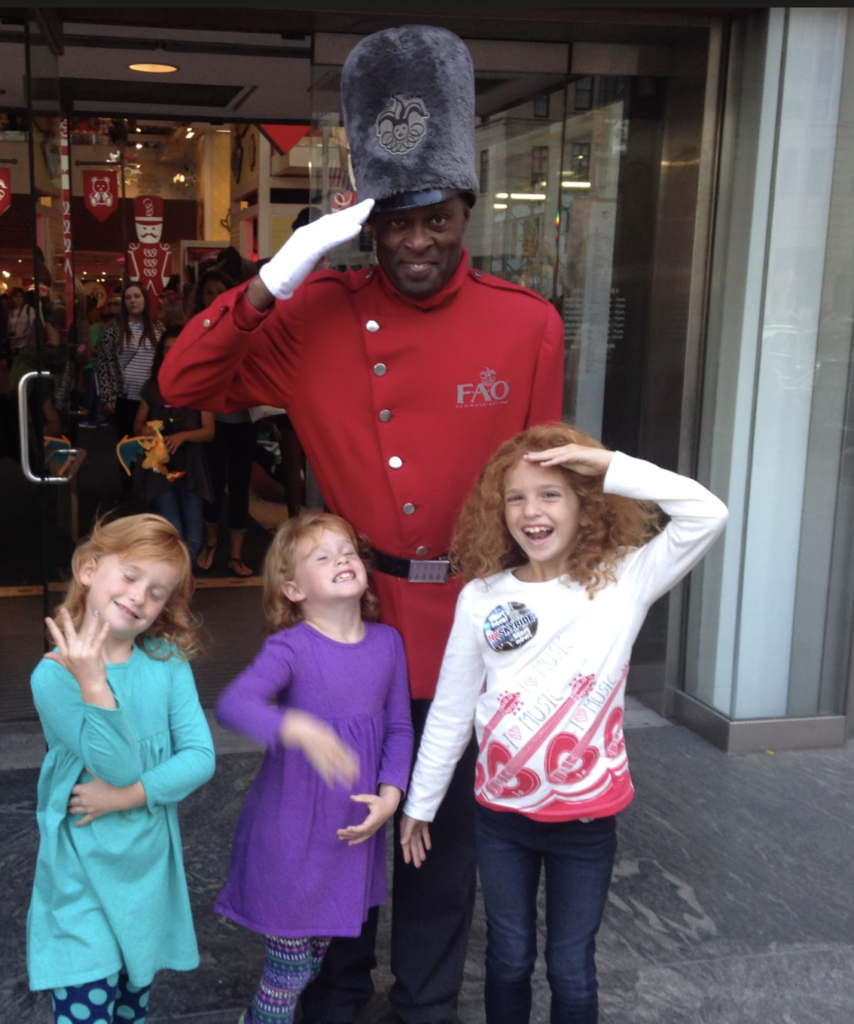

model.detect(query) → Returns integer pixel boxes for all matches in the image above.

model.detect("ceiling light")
[129,62,178,74]
[509,193,546,201]
[495,192,509,199]
[493,203,508,210]
[561,181,591,189]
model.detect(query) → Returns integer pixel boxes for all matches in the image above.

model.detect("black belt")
[370,547,450,583]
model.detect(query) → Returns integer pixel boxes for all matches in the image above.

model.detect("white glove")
[259,198,375,300]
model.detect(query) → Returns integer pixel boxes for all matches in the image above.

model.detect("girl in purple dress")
[214,511,414,1024]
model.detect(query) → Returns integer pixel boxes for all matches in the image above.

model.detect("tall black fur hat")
[341,25,478,212]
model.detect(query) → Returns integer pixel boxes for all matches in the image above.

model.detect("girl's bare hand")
[279,709,360,789]
[68,771,146,826]
[45,608,112,699]
[164,432,185,454]
[524,444,613,477]
[337,785,402,846]
[400,813,432,868]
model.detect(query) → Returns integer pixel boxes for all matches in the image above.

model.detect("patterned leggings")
[244,935,331,1024]
[52,972,150,1023]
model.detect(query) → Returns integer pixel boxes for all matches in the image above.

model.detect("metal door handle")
[17,371,77,484]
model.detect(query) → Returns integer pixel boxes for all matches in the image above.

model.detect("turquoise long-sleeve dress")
[27,641,215,991]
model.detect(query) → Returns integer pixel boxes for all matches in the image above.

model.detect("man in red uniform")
[161,25,564,1024]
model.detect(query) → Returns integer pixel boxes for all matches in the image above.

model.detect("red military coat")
[161,250,564,698]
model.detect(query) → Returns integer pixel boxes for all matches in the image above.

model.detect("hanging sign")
[0,168,10,217]
[134,194,164,242]
[127,241,172,294]
[83,170,119,222]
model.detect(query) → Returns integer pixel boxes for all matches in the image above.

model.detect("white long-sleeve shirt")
[403,451,728,824]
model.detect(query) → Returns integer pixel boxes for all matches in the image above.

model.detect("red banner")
[0,168,10,217]
[83,169,119,223]
[134,194,164,243]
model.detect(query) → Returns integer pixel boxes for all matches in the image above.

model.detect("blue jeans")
[154,485,204,562]
[475,804,617,1024]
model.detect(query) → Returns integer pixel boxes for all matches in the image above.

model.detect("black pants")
[302,698,478,1024]
[203,418,259,531]
[115,396,140,499]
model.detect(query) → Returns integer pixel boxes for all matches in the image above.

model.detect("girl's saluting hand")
[44,608,114,707]
[524,444,613,477]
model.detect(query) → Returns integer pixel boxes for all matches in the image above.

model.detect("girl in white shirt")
[400,422,728,1024]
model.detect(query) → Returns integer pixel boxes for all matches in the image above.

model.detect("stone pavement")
[2,703,852,1024]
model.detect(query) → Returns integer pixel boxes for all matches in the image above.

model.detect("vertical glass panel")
[687,8,852,719]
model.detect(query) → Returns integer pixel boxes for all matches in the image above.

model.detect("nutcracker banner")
[0,167,10,217]
[83,170,119,223]
[127,241,171,295]
[134,194,164,242]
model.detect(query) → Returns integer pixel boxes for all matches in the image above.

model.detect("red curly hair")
[55,513,201,659]
[450,423,660,597]
[262,511,380,632]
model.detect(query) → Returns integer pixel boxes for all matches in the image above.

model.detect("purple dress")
[214,621,413,938]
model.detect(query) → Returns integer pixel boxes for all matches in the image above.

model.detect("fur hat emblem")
[342,25,478,211]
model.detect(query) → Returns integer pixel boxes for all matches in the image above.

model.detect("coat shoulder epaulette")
[466,268,551,306]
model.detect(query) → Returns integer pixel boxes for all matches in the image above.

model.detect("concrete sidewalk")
[2,704,852,1023]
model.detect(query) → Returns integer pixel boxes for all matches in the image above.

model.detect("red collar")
[377,248,470,311]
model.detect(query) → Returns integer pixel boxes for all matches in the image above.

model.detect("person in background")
[97,282,164,502]
[159,277,186,327]
[133,325,214,564]
[79,296,105,429]
[190,268,259,577]
[7,286,35,354]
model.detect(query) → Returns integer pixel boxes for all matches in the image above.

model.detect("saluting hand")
[257,199,375,304]
[524,444,613,477]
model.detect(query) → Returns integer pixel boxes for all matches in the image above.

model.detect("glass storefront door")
[1,15,74,716]
[1,13,722,723]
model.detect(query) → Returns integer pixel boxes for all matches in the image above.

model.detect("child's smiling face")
[284,527,368,609]
[503,458,586,582]
[79,553,181,642]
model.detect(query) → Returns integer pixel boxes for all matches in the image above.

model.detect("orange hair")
[262,511,380,632]
[55,513,201,659]
[450,423,660,597]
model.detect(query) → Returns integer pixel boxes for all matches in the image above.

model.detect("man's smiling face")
[371,196,471,300]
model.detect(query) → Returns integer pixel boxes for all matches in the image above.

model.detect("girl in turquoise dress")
[27,513,215,1024]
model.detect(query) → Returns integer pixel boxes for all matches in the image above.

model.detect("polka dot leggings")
[52,972,150,1023]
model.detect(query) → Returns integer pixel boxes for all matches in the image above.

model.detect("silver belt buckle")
[407,558,450,583]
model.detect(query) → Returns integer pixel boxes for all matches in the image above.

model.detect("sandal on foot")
[228,558,254,577]
[196,542,218,571]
